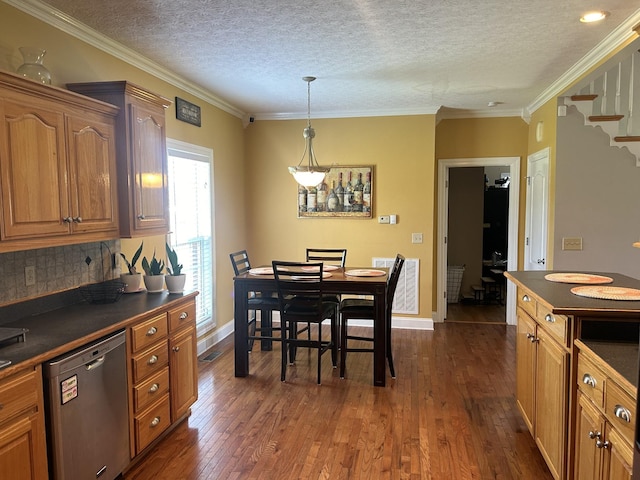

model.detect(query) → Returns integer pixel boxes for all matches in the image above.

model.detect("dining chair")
[304,248,347,332]
[230,250,280,351]
[339,254,405,379]
[272,261,338,384]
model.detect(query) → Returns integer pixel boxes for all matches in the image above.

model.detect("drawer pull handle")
[147,326,158,336]
[149,383,159,393]
[148,355,158,365]
[614,405,632,423]
[596,440,610,449]
[150,416,161,427]
[544,314,555,323]
[522,294,531,302]
[588,430,601,440]
[180,312,188,320]
[582,374,597,388]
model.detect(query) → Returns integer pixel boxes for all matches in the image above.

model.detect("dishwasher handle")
[86,355,106,371]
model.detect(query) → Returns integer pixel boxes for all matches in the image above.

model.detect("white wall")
[554,105,640,278]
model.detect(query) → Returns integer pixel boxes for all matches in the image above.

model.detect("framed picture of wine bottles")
[297,166,373,218]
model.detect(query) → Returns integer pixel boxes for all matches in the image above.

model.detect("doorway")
[436,157,520,325]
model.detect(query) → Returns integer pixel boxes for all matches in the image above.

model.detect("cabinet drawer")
[134,394,171,453]
[131,341,169,383]
[536,304,568,346]
[133,367,169,413]
[0,368,39,426]
[605,381,636,444]
[577,353,605,408]
[168,301,196,332]
[131,313,168,353]
[517,288,536,318]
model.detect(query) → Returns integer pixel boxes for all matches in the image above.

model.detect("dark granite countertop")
[505,270,640,318]
[579,339,639,389]
[0,289,198,378]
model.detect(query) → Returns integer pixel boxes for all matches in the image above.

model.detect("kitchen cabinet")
[67,81,172,237]
[0,366,48,480]
[0,72,119,251]
[573,345,635,480]
[126,297,197,457]
[515,288,570,480]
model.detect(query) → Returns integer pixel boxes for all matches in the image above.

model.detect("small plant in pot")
[165,243,186,294]
[120,242,143,292]
[142,250,165,292]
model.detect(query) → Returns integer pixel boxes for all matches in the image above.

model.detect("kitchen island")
[505,270,640,480]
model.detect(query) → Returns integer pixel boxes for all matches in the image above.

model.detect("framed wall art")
[175,97,201,127]
[297,166,373,218]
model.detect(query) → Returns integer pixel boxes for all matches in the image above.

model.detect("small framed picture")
[297,166,373,218]
[175,97,201,127]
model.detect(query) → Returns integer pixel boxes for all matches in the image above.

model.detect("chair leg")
[386,317,395,378]
[317,322,322,384]
[281,323,288,382]
[340,316,348,378]
[248,311,257,351]
[330,312,338,368]
[260,309,274,351]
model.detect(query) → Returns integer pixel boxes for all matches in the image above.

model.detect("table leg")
[373,288,386,387]
[234,281,249,377]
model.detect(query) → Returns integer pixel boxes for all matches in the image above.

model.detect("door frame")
[436,157,520,325]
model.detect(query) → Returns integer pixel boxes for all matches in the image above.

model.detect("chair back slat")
[230,250,252,276]
[386,254,406,315]
[305,248,347,267]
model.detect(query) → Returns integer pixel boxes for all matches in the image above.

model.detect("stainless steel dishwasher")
[44,330,129,480]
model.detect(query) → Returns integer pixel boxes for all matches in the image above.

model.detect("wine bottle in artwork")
[298,184,307,213]
[316,178,328,212]
[343,171,353,212]
[335,172,344,212]
[327,181,339,212]
[353,172,363,212]
[363,171,371,213]
[306,186,317,213]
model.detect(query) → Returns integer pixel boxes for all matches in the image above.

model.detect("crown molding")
[4,0,246,119]
[527,8,640,115]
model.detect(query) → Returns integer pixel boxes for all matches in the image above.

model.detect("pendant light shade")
[288,76,329,187]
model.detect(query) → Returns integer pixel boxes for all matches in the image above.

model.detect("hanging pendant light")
[288,76,330,187]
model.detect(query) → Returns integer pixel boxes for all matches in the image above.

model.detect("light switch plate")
[412,233,423,244]
[378,215,390,224]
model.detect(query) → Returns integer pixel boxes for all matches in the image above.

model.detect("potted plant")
[120,242,143,292]
[165,243,186,294]
[141,250,165,292]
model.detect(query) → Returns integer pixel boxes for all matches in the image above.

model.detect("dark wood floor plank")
[123,317,553,480]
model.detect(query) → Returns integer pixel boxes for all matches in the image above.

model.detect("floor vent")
[200,351,223,362]
[372,257,419,314]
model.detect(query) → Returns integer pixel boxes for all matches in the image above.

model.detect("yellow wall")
[1,3,247,332]
[244,115,436,319]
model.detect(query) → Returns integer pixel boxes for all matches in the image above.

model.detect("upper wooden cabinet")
[67,81,172,237]
[0,72,119,251]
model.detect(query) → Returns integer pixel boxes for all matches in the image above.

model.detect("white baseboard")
[197,320,234,356]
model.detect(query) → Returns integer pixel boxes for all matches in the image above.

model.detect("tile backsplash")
[0,240,121,305]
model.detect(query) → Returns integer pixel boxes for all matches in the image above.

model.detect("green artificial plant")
[120,242,143,274]
[166,243,184,276]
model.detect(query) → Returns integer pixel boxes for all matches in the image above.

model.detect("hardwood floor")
[123,322,552,480]
[446,302,506,323]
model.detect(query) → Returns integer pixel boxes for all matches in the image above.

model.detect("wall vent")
[372,257,419,314]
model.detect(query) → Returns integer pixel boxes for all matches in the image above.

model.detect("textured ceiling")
[31,0,640,119]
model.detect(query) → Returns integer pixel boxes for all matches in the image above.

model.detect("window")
[166,139,215,335]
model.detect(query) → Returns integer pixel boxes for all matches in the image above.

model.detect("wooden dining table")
[233,266,390,386]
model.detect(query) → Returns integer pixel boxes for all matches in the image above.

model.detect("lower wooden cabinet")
[0,366,48,480]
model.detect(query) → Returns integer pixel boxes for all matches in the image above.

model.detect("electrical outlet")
[412,233,423,244]
[25,266,36,286]
[562,237,583,251]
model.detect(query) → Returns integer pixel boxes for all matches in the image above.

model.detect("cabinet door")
[66,113,118,234]
[129,102,169,234]
[169,325,198,421]
[0,414,48,480]
[574,392,605,480]
[516,309,536,433]
[604,426,633,480]
[535,327,569,480]
[0,98,70,239]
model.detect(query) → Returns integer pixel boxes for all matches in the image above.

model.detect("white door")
[524,148,550,271]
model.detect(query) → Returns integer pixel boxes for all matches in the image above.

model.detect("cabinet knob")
[529,335,539,344]
[588,430,601,440]
[614,405,632,423]
[148,355,158,365]
[63,216,72,223]
[522,294,531,302]
[173,346,180,353]
[150,416,161,427]
[146,326,158,336]
[596,440,610,449]
[149,383,159,393]
[72,216,82,223]
[180,312,188,320]
[582,374,597,388]
[138,214,146,220]
[544,314,555,323]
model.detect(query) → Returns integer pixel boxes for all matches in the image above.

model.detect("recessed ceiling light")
[580,11,609,23]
